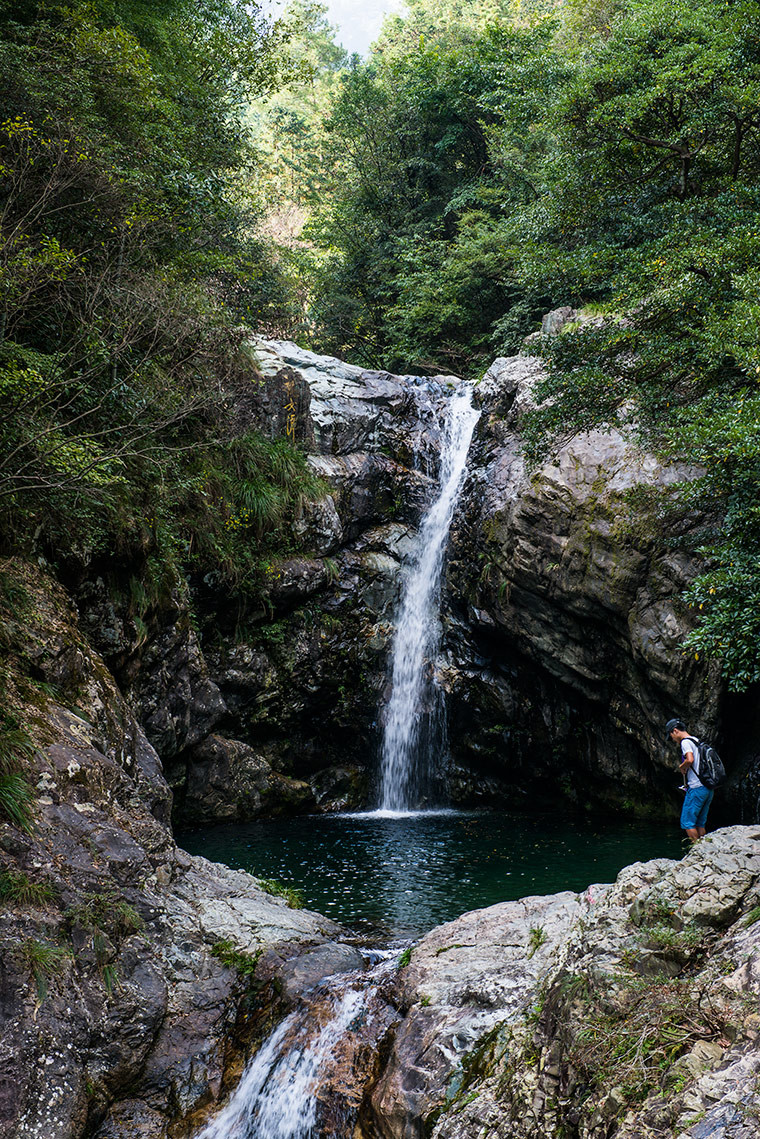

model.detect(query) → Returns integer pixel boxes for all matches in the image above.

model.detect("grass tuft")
[211,939,262,978]
[0,867,56,905]
[258,878,304,909]
[19,938,70,1004]
[0,772,34,831]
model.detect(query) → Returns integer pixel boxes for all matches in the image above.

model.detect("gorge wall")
[443,351,744,819]
[0,563,363,1139]
[3,332,759,1138]
[13,332,755,834]
[79,334,750,828]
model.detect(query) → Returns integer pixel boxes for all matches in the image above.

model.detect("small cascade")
[377,385,480,813]
[194,959,397,1139]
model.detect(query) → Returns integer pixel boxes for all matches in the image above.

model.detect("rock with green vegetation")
[369,826,760,1139]
[371,889,584,1137]
[443,348,727,817]
[127,339,473,828]
[0,561,347,1139]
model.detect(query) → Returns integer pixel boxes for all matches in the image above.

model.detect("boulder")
[369,826,760,1139]
[173,735,314,825]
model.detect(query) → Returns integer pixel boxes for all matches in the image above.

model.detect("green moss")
[429,1022,512,1134]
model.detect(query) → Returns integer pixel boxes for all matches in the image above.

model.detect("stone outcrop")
[65,333,754,825]
[369,825,760,1139]
[69,339,462,827]
[0,561,353,1139]
[442,350,736,816]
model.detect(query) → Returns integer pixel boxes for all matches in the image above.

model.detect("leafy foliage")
[0,0,329,617]
[280,0,760,688]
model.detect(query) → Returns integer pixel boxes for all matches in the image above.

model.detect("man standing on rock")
[666,718,713,842]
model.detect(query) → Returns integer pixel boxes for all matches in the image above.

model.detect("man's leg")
[681,789,697,839]
[694,790,713,840]
[681,788,710,842]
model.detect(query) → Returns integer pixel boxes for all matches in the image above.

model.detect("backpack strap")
[683,736,707,787]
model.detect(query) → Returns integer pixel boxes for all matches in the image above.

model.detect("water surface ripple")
[180,811,682,939]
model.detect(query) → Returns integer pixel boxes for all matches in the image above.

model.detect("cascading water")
[377,384,480,813]
[193,959,397,1139]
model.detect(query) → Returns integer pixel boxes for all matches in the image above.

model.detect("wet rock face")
[78,340,458,828]
[370,826,760,1139]
[443,353,725,815]
[0,562,346,1139]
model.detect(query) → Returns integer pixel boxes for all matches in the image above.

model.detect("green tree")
[0,0,319,609]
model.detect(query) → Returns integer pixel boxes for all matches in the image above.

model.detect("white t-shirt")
[681,738,702,789]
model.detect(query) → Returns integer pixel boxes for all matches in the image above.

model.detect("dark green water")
[178,810,683,939]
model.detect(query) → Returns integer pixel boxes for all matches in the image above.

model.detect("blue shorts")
[680,786,713,830]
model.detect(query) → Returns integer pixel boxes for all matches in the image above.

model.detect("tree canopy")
[4,0,760,688]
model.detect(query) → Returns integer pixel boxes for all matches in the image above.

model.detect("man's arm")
[679,745,696,774]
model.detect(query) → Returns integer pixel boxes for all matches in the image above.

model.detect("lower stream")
[183,810,683,1138]
[179,809,682,939]
[181,811,683,1137]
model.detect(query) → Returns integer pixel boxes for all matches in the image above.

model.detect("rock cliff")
[52,335,756,825]
[369,825,760,1139]
[0,561,357,1139]
[441,350,754,820]
[70,339,463,827]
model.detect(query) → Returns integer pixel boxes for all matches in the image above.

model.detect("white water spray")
[195,987,365,1139]
[377,385,480,813]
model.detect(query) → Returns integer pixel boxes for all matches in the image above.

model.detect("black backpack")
[685,737,726,790]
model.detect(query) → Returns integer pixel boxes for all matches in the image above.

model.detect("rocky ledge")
[369,825,760,1139]
[0,560,358,1139]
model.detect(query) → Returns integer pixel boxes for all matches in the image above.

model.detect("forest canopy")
[3,0,760,688]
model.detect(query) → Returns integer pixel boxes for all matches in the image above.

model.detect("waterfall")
[377,384,480,813]
[195,990,363,1139]
[194,958,396,1139]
